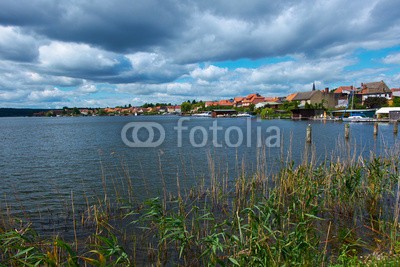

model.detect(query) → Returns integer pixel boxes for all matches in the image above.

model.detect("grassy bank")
[1,146,400,266]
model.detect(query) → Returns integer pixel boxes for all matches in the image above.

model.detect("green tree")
[392,97,400,107]
[62,106,69,115]
[142,103,155,108]
[364,97,388,109]
[282,101,299,111]
[181,102,192,113]
[72,107,81,116]
[249,104,255,112]
[97,109,107,116]
[260,108,274,119]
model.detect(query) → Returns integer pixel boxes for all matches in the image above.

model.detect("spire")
[312,82,315,91]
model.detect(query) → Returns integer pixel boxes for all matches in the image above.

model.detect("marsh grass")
[1,140,400,266]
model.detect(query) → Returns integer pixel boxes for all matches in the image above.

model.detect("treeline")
[0,108,53,117]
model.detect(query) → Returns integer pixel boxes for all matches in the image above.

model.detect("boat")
[342,114,373,122]
[237,113,252,117]
[193,112,211,117]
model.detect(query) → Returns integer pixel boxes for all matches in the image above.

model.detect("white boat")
[193,112,211,117]
[342,115,373,122]
[237,113,252,117]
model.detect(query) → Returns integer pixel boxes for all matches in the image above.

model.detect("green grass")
[1,148,400,266]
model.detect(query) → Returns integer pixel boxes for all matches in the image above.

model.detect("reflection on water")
[0,116,398,235]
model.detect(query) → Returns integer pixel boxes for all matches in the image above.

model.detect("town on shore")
[4,80,400,121]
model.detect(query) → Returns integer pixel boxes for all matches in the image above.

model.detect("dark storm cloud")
[0,0,400,107]
[169,0,400,63]
[190,0,296,21]
[1,0,399,62]
[0,0,60,26]
[0,26,41,62]
[0,0,188,53]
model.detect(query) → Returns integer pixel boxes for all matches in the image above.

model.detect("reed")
[1,140,400,266]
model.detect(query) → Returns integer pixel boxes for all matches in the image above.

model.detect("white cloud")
[190,65,228,81]
[383,53,400,64]
[124,52,194,82]
[28,87,68,102]
[39,41,118,71]
[0,90,28,101]
[78,83,98,93]
[127,52,166,69]
[247,57,353,84]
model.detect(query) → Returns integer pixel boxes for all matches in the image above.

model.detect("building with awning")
[331,109,376,118]
[375,107,400,120]
[211,109,237,118]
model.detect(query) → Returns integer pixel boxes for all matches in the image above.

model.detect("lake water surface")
[0,116,398,235]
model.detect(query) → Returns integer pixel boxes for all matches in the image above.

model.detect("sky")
[1,0,400,108]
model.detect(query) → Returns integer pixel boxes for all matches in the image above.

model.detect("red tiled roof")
[205,101,218,107]
[242,93,265,104]
[264,97,280,102]
[285,93,298,101]
[218,99,233,106]
[334,86,354,94]
[234,97,244,103]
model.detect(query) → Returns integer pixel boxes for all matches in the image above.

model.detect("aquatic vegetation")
[1,146,400,266]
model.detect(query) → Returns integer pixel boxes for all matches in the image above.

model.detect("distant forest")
[0,108,53,117]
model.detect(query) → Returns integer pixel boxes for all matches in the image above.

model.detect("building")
[291,109,325,119]
[285,93,298,102]
[334,81,392,106]
[375,107,400,120]
[255,100,282,109]
[359,81,392,103]
[233,97,245,107]
[242,93,266,107]
[211,109,237,118]
[218,99,234,107]
[334,86,357,107]
[391,88,400,98]
[205,99,233,107]
[290,89,336,109]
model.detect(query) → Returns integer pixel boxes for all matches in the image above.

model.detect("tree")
[282,101,299,111]
[97,109,107,116]
[260,108,274,119]
[181,102,192,113]
[72,107,81,115]
[248,104,255,112]
[392,97,400,107]
[364,97,388,109]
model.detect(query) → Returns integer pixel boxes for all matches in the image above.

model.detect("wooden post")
[373,122,378,136]
[345,123,350,139]
[394,121,398,135]
[306,124,312,143]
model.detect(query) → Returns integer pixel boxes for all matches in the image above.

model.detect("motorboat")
[342,114,373,122]
[193,112,211,117]
[237,113,251,117]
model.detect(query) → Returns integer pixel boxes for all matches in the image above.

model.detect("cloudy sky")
[1,0,400,108]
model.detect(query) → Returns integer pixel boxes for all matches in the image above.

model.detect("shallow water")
[0,115,398,235]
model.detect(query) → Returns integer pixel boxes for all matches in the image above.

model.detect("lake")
[0,115,398,235]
